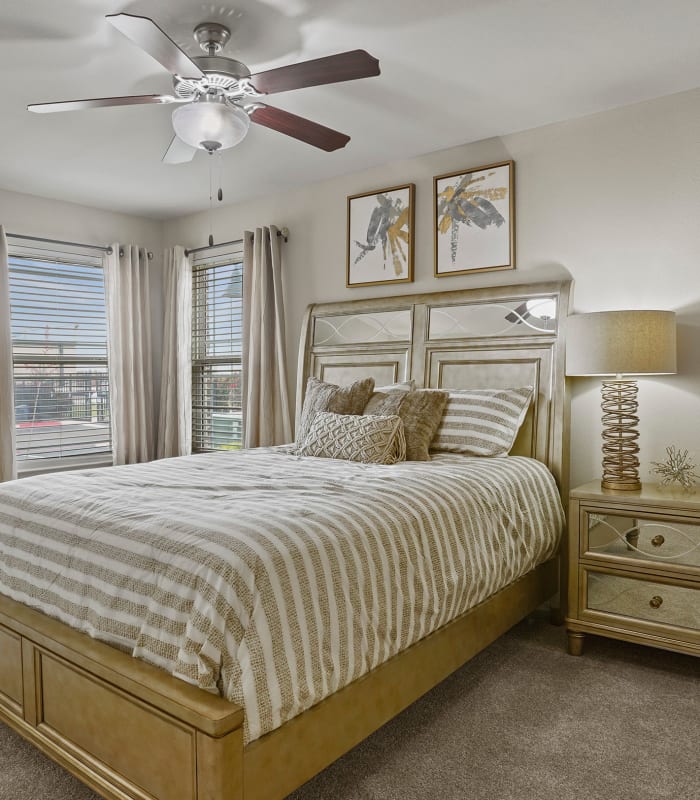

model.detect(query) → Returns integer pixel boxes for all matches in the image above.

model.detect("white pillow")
[430,387,533,457]
[374,380,415,393]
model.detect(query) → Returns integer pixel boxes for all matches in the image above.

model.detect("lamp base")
[601,477,642,492]
[600,379,641,492]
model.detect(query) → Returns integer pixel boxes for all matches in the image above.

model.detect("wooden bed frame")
[0,280,572,800]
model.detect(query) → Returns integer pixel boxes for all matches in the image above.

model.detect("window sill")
[17,454,114,478]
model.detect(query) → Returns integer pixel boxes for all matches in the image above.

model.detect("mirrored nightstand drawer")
[583,569,700,634]
[583,510,700,571]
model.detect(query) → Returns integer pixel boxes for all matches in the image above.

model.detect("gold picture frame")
[434,160,515,278]
[346,183,415,288]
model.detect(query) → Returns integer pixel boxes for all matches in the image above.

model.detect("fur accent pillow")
[297,412,406,464]
[396,389,449,461]
[362,382,413,416]
[296,376,375,444]
[430,387,533,456]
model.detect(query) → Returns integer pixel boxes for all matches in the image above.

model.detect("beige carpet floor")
[1,617,698,800]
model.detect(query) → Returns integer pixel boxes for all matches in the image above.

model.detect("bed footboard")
[1,558,558,800]
[0,595,244,800]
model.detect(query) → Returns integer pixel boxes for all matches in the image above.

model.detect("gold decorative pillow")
[297,412,406,464]
[296,376,375,444]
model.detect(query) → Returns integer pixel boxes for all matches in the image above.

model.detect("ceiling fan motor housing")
[173,56,254,102]
[173,22,255,105]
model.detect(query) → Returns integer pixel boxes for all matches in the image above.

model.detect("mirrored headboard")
[296,280,572,495]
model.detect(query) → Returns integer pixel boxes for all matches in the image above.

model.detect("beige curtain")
[105,244,154,465]
[242,226,292,447]
[157,246,192,458]
[0,226,16,481]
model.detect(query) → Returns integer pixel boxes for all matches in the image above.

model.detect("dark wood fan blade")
[106,13,204,80]
[28,95,176,113]
[162,135,198,164]
[249,50,379,95]
[250,104,350,151]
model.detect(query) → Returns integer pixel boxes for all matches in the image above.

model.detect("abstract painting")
[434,160,514,277]
[347,183,415,287]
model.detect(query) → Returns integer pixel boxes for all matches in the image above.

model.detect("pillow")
[296,376,375,444]
[363,389,406,417]
[363,381,413,416]
[374,380,415,393]
[297,412,406,464]
[395,389,449,461]
[430,387,533,456]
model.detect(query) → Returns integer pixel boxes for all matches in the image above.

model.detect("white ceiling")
[1,0,699,219]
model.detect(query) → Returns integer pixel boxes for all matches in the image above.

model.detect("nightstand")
[567,482,700,657]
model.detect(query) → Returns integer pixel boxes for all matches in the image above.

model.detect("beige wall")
[164,87,700,487]
[2,91,697,489]
[0,188,165,408]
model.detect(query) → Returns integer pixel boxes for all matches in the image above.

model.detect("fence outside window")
[8,244,112,468]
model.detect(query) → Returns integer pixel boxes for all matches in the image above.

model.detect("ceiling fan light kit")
[172,96,250,152]
[27,12,381,162]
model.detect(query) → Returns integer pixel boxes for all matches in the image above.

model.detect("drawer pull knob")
[649,595,663,609]
[651,535,665,547]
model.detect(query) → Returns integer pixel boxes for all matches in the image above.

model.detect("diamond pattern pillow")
[297,412,406,464]
[430,387,533,456]
[296,376,375,444]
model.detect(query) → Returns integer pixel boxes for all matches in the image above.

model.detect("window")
[8,242,111,471]
[191,243,244,452]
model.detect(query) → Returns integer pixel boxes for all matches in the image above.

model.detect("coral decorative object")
[651,445,698,489]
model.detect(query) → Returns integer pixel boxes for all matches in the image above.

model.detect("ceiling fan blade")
[28,94,177,114]
[250,104,350,152]
[249,50,380,95]
[106,13,204,80]
[162,135,198,164]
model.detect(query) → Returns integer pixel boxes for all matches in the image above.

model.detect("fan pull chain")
[208,151,214,247]
[217,149,223,203]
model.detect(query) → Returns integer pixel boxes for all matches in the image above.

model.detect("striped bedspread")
[0,448,563,743]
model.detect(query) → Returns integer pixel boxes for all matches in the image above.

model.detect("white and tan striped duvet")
[0,447,563,743]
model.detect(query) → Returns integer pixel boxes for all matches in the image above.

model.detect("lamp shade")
[566,310,677,376]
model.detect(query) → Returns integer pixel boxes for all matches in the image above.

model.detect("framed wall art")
[434,160,514,277]
[346,183,415,287]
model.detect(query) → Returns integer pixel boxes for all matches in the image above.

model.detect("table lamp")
[566,310,677,491]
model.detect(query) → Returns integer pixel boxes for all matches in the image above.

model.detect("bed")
[0,280,571,800]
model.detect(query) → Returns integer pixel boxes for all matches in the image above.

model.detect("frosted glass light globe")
[172,97,250,151]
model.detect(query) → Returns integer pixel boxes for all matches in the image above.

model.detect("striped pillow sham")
[430,387,533,457]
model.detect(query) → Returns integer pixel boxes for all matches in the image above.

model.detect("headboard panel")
[297,280,572,494]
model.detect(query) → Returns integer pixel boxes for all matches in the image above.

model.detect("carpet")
[1,617,697,800]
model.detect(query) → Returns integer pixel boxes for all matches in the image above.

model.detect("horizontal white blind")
[8,245,112,467]
[192,243,244,452]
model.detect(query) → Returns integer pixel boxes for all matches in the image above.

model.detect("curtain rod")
[6,233,153,260]
[185,227,289,257]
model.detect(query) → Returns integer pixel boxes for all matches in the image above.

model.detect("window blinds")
[191,243,244,452]
[8,244,112,468]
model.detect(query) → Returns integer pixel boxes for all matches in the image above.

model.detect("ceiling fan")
[28,13,380,163]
